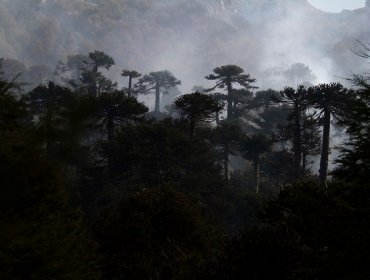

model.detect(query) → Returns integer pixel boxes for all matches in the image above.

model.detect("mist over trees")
[0,0,369,90]
[2,1,370,280]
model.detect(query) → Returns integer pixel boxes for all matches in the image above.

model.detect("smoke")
[0,0,369,94]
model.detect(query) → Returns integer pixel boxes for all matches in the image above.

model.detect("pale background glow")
[308,0,366,13]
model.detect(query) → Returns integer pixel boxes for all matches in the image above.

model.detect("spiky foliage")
[136,70,181,113]
[241,134,273,193]
[121,69,141,97]
[174,92,223,137]
[205,65,257,120]
[306,83,353,185]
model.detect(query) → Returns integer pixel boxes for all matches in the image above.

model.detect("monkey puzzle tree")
[82,50,115,97]
[55,54,90,87]
[275,114,321,175]
[230,88,254,120]
[209,92,226,124]
[174,92,223,138]
[307,83,353,186]
[94,90,148,168]
[251,89,280,110]
[335,73,370,182]
[135,70,181,114]
[277,86,308,176]
[213,121,244,181]
[241,134,272,193]
[121,69,141,98]
[205,65,257,120]
[27,82,74,158]
[95,90,148,145]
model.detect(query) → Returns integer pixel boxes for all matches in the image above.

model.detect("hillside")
[0,0,368,89]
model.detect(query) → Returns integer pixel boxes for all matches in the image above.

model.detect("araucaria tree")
[95,91,148,145]
[174,92,223,138]
[136,70,181,113]
[121,69,141,98]
[27,82,74,158]
[82,50,115,97]
[307,83,352,185]
[205,65,257,120]
[214,121,244,181]
[336,78,370,181]
[241,134,272,193]
[277,86,308,176]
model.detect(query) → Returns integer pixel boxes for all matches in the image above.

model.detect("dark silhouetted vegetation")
[1,43,370,280]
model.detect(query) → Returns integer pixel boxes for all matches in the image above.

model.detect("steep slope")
[0,0,368,90]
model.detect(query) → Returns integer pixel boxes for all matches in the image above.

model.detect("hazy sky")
[308,0,366,12]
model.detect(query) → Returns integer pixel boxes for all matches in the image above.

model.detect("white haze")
[308,0,365,13]
[0,0,369,94]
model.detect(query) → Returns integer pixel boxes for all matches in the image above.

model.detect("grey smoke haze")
[0,0,369,93]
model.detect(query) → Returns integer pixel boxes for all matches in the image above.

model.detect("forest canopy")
[1,1,370,279]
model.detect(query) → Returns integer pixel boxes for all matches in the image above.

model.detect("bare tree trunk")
[216,111,220,125]
[233,100,237,119]
[89,64,98,98]
[293,105,302,176]
[302,149,307,173]
[128,75,132,98]
[155,83,160,113]
[319,108,331,187]
[227,82,233,120]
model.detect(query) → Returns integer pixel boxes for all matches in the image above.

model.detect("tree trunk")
[89,64,98,98]
[293,104,302,176]
[233,100,237,119]
[128,75,132,98]
[227,82,233,120]
[319,108,331,186]
[154,83,160,113]
[302,149,307,173]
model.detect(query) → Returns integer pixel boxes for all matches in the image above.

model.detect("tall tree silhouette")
[136,70,181,114]
[94,90,148,145]
[277,86,308,176]
[121,69,141,98]
[27,82,74,158]
[82,51,115,97]
[241,134,272,193]
[174,92,223,138]
[336,74,370,182]
[307,83,352,185]
[251,89,280,110]
[213,121,243,181]
[205,65,256,120]
[230,88,254,119]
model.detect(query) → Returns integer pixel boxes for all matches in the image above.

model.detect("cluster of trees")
[1,47,370,279]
